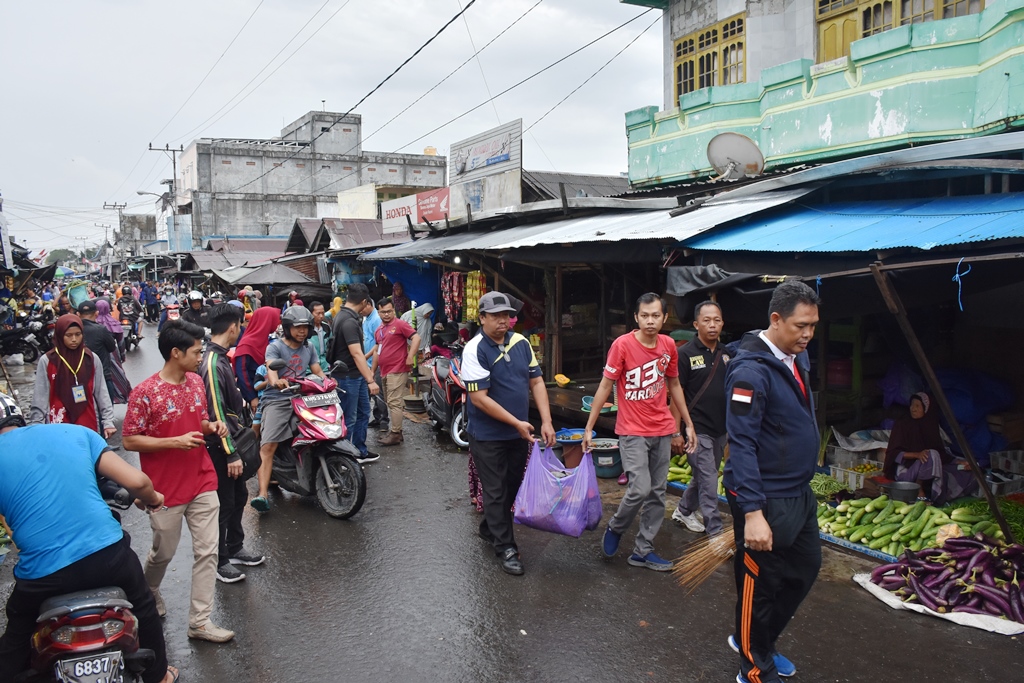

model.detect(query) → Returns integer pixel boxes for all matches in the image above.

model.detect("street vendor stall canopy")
[359,188,814,261]
[683,194,1024,253]
[225,262,312,286]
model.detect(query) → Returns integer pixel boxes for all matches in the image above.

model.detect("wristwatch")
[671,432,682,438]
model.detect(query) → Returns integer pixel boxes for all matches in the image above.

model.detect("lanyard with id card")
[55,347,87,403]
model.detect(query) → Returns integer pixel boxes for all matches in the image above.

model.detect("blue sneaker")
[601,527,621,557]
[626,552,673,572]
[729,634,796,677]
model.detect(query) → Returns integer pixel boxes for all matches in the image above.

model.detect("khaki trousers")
[143,489,220,629]
[383,372,410,432]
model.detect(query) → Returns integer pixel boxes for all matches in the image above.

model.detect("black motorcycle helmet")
[122,286,131,296]
[280,305,313,342]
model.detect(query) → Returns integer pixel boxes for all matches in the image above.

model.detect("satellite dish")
[707,132,765,181]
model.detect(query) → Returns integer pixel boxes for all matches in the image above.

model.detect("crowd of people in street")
[1,270,828,683]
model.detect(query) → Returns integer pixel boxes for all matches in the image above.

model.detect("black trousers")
[145,303,158,322]
[469,436,528,554]
[210,446,248,565]
[727,488,821,683]
[0,532,168,683]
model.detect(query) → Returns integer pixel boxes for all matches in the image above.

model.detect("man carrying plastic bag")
[583,293,697,571]
[461,292,556,576]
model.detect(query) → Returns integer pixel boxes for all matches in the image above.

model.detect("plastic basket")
[828,459,883,492]
[989,450,1024,476]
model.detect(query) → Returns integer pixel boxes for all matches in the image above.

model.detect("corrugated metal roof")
[683,193,1024,252]
[188,251,280,271]
[321,218,404,251]
[360,188,812,260]
[204,237,290,253]
[521,170,630,200]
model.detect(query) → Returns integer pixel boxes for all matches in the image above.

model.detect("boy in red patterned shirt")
[122,319,234,644]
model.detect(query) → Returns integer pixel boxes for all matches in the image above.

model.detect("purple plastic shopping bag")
[513,441,603,538]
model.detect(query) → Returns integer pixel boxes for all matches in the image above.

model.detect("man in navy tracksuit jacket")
[723,281,822,683]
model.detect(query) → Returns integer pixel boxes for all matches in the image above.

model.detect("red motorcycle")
[266,359,367,519]
[425,341,469,448]
[17,484,153,683]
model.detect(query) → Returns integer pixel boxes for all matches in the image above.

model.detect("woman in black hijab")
[884,392,949,501]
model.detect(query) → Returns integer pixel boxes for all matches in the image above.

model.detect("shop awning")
[360,188,813,261]
[683,193,1024,253]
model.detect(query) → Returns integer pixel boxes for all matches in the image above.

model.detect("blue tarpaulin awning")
[683,193,1024,253]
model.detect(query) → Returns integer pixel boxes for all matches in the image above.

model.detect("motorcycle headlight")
[312,420,344,439]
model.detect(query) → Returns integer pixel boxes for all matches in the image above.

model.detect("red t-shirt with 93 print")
[602,332,679,437]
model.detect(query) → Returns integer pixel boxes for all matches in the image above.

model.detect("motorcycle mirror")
[267,359,287,371]
[330,360,349,374]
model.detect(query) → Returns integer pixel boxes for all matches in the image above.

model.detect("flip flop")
[250,496,270,512]
[167,666,180,683]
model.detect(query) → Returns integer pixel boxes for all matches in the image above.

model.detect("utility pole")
[93,223,111,277]
[149,144,184,247]
[102,203,126,277]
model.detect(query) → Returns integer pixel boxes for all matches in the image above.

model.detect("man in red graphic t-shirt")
[583,293,696,572]
[122,319,235,645]
[371,297,420,446]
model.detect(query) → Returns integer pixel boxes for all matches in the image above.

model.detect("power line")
[273,0,543,196]
[303,6,650,196]
[223,0,479,194]
[457,0,501,125]
[391,10,653,153]
[181,0,355,142]
[168,0,337,145]
[106,0,267,202]
[524,14,660,134]
[150,0,266,143]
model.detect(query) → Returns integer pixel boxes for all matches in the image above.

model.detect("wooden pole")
[555,264,563,375]
[869,263,1014,542]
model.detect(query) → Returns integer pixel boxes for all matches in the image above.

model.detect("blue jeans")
[336,377,370,456]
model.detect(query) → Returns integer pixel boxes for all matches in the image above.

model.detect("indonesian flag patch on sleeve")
[732,387,753,403]
[730,381,755,415]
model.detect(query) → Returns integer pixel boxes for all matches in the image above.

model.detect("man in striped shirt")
[200,304,265,584]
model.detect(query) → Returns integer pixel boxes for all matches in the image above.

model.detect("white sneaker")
[672,507,705,533]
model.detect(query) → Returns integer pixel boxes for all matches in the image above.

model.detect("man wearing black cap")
[460,291,556,576]
[78,300,118,386]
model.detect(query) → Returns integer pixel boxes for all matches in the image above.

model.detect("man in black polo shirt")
[672,300,730,536]
[327,283,381,464]
[460,292,556,576]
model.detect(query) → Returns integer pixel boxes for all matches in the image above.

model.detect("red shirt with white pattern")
[602,332,679,437]
[122,372,218,507]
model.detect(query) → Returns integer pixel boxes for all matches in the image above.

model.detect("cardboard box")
[988,412,1024,443]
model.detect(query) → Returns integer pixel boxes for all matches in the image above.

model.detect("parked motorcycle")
[14,483,154,683]
[0,324,42,363]
[426,342,469,448]
[265,359,367,519]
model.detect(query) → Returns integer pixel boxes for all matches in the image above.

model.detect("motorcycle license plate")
[56,651,124,683]
[303,393,339,408]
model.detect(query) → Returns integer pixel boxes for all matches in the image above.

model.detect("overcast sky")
[0,0,663,253]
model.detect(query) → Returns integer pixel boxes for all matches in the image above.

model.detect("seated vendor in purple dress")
[883,392,975,503]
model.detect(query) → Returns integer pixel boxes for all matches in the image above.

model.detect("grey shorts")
[260,399,297,445]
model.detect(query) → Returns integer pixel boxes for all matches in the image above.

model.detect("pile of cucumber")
[667,453,726,497]
[818,496,1005,556]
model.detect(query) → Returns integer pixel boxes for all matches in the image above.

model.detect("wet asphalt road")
[2,325,1022,682]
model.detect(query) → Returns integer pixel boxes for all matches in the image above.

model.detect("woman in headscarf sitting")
[29,314,115,437]
[884,392,950,502]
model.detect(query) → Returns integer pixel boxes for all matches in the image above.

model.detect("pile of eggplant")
[870,533,1024,623]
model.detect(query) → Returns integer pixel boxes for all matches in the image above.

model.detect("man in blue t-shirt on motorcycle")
[0,394,177,683]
